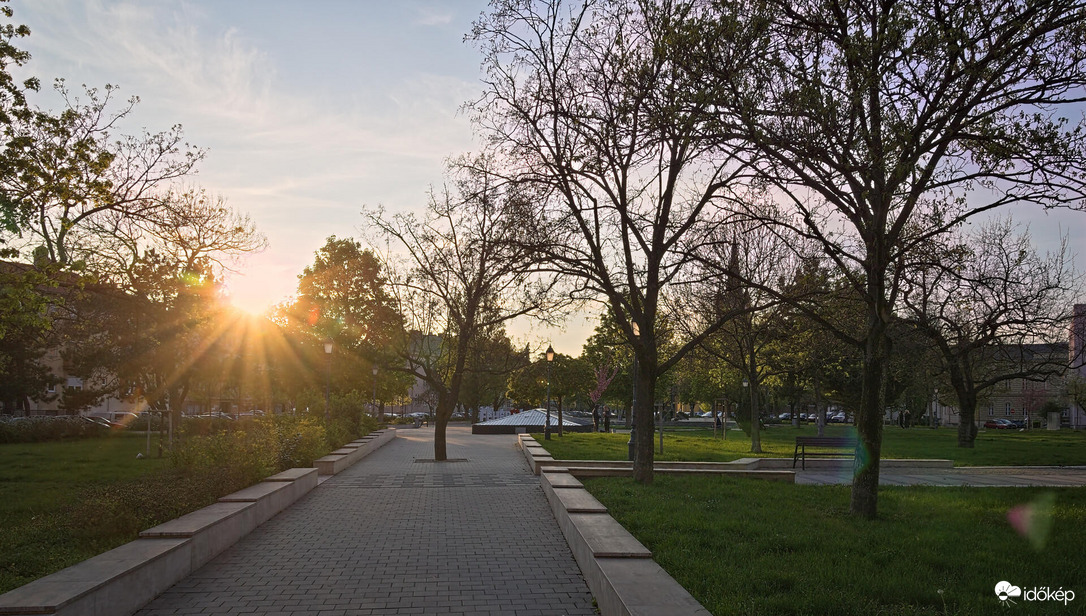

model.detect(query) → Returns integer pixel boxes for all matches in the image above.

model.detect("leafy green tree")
[459,328,527,422]
[0,0,39,238]
[2,81,201,267]
[276,236,408,416]
[0,260,60,413]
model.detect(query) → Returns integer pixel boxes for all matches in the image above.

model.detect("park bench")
[792,436,858,470]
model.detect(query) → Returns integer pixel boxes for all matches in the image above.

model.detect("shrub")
[255,415,327,469]
[0,416,107,444]
[68,467,256,540]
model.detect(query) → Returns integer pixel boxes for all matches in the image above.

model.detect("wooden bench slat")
[793,436,858,470]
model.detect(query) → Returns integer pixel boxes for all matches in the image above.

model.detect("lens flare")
[1007,492,1056,551]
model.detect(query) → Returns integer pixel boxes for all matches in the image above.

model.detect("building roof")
[474,408,588,428]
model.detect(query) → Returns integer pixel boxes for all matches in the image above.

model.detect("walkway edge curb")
[0,429,396,616]
[520,434,711,616]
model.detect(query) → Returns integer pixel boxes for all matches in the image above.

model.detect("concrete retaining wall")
[521,435,710,616]
[314,429,396,476]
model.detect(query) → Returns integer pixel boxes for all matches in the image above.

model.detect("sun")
[224,271,293,317]
[228,292,278,317]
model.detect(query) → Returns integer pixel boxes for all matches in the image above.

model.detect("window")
[988,406,994,417]
[1005,402,1011,415]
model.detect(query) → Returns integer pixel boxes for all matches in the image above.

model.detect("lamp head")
[546,344,555,362]
[323,339,333,354]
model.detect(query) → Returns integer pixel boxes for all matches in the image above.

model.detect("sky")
[8,0,603,352]
[9,0,1086,355]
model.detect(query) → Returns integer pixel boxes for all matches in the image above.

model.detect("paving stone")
[135,427,595,615]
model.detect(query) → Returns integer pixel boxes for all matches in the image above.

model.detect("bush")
[257,415,328,469]
[0,416,107,444]
[171,428,274,485]
[68,467,257,540]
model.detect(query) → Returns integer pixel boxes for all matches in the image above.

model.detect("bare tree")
[700,0,1086,517]
[91,186,266,286]
[470,0,755,482]
[2,81,202,266]
[687,214,797,452]
[902,218,1080,447]
[365,161,564,461]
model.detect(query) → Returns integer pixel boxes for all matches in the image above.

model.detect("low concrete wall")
[0,430,393,616]
[538,466,710,616]
[314,429,395,476]
[0,538,191,616]
[520,440,710,616]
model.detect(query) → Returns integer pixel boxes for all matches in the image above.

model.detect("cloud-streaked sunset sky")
[14,0,490,307]
[10,1,1084,353]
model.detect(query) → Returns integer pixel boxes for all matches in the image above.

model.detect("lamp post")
[627,322,640,462]
[545,345,555,440]
[323,339,333,424]
[742,378,750,430]
[372,365,379,420]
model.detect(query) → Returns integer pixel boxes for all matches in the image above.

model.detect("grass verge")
[584,475,1086,615]
[0,414,366,594]
[536,426,1086,466]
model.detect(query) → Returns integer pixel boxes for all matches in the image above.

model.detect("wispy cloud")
[413,8,454,26]
[16,0,480,201]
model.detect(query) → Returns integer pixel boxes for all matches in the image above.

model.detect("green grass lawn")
[585,475,1086,615]
[535,425,1086,466]
[0,434,171,593]
[0,433,262,594]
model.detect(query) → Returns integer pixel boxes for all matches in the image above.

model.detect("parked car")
[779,412,792,422]
[1007,419,1027,429]
[983,418,1015,429]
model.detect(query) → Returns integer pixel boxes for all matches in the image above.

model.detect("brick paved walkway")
[136,427,596,616]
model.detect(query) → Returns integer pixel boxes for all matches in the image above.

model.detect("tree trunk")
[949,372,979,448]
[433,388,456,461]
[956,389,979,448]
[851,313,889,519]
[557,396,564,436]
[632,353,657,483]
[749,382,762,453]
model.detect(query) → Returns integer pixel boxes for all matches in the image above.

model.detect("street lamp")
[627,322,640,462]
[742,378,750,428]
[545,344,555,440]
[323,339,333,424]
[372,365,379,420]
